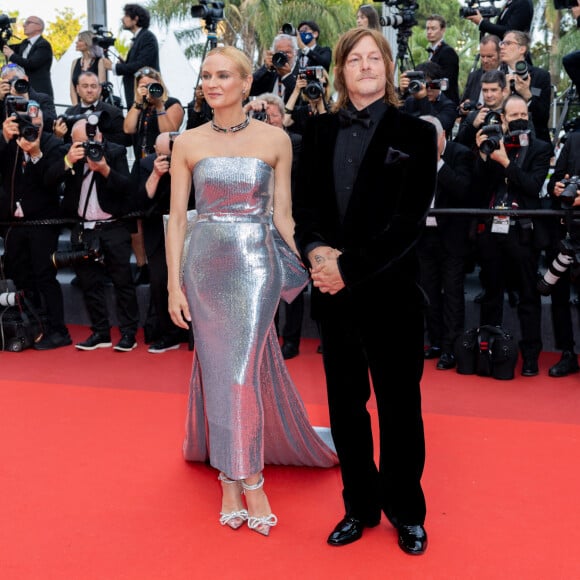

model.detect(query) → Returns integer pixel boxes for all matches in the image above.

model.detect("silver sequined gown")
[182,157,337,479]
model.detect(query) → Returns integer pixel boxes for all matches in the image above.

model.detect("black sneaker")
[548,351,580,378]
[76,332,112,351]
[148,336,181,354]
[33,331,73,351]
[114,334,137,352]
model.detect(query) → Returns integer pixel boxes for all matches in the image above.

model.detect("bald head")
[155,132,172,156]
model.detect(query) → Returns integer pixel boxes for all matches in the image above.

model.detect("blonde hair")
[204,46,252,79]
[77,30,103,59]
[333,28,399,111]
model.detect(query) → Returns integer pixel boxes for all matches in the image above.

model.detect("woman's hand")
[168,287,191,329]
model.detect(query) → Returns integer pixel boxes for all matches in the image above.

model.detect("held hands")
[168,287,191,330]
[308,246,345,295]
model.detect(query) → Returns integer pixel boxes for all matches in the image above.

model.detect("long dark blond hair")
[332,28,399,111]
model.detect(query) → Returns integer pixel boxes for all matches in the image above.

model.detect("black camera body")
[514,60,529,81]
[405,70,425,94]
[91,24,116,50]
[5,97,40,142]
[10,78,29,95]
[381,1,419,29]
[81,141,105,162]
[459,0,500,19]
[0,13,15,49]
[560,175,580,207]
[146,82,164,99]
[281,23,296,36]
[51,237,102,270]
[271,51,289,69]
[479,124,503,155]
[462,100,480,112]
[300,66,325,100]
[191,1,225,31]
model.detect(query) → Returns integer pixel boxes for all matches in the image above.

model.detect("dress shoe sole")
[148,344,180,354]
[114,343,137,352]
[436,363,456,370]
[75,342,112,351]
[548,367,579,378]
[399,540,428,555]
[521,370,539,377]
[327,530,364,547]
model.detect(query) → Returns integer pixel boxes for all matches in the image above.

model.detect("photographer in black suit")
[562,3,580,91]
[418,115,475,370]
[103,4,160,108]
[294,21,332,73]
[466,0,534,38]
[51,119,139,353]
[2,16,54,97]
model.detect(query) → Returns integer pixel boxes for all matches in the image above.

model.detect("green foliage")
[44,8,82,60]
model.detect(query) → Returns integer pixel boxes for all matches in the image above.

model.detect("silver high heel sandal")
[241,475,278,536]
[218,472,248,530]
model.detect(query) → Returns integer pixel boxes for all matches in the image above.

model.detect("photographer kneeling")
[473,93,552,376]
[51,118,139,352]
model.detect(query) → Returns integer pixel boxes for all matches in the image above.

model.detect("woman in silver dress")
[166,46,336,537]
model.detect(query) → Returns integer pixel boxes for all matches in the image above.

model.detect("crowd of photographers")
[1,2,580,377]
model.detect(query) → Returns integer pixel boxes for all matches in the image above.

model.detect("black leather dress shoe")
[398,524,428,555]
[521,357,539,377]
[549,351,580,377]
[281,341,299,360]
[424,346,442,359]
[33,331,73,351]
[327,516,378,547]
[436,352,456,370]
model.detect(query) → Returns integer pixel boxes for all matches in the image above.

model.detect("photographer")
[54,72,130,147]
[51,118,139,352]
[399,61,457,135]
[250,34,298,103]
[499,30,552,144]
[455,69,508,149]
[0,109,71,350]
[0,63,56,132]
[542,131,580,377]
[137,132,191,353]
[2,15,54,97]
[466,0,534,38]
[186,84,212,130]
[473,93,552,376]
[294,21,332,72]
[562,2,580,91]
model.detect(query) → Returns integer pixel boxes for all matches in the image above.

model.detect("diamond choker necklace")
[211,115,250,134]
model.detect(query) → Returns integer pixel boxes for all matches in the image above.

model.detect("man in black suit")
[466,0,534,38]
[104,4,159,109]
[473,93,552,376]
[295,27,437,555]
[0,63,56,131]
[459,34,501,111]
[2,16,54,97]
[294,21,332,73]
[543,132,580,377]
[53,72,130,147]
[0,110,71,350]
[425,14,459,104]
[399,61,457,135]
[52,119,139,353]
[418,115,475,370]
[250,34,297,103]
[562,3,580,91]
[499,30,552,144]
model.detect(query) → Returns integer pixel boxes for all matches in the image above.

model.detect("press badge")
[491,214,510,234]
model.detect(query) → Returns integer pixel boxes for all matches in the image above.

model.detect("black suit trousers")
[73,224,139,336]
[318,289,426,525]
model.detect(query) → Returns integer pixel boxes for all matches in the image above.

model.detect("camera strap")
[80,168,97,222]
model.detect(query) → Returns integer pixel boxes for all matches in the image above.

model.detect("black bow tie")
[426,47,434,54]
[337,108,372,128]
[80,105,96,113]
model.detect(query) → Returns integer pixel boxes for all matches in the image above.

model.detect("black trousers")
[563,50,580,90]
[3,224,67,334]
[417,229,466,353]
[477,226,542,358]
[73,223,139,336]
[318,288,426,525]
[278,289,305,346]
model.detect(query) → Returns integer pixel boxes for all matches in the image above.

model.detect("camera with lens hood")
[478,110,503,155]
[459,0,500,19]
[299,66,325,100]
[0,13,15,49]
[91,24,116,50]
[5,97,41,142]
[51,237,102,270]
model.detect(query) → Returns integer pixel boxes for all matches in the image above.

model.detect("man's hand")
[16,132,41,157]
[67,141,86,165]
[2,115,19,142]
[153,154,170,177]
[2,45,14,59]
[507,73,532,101]
[102,58,113,71]
[0,79,11,101]
[473,107,490,128]
[489,138,510,168]
[87,155,110,177]
[308,246,345,295]
[466,11,483,26]
[53,117,68,139]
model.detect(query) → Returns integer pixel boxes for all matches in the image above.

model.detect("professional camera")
[381,0,419,29]
[459,0,501,19]
[250,104,268,122]
[300,66,325,100]
[281,22,296,36]
[146,82,164,99]
[80,140,104,162]
[191,1,224,31]
[0,13,15,49]
[537,236,580,295]
[426,78,449,91]
[559,175,580,207]
[271,51,289,69]
[10,78,29,95]
[461,100,480,112]
[51,238,102,270]
[504,127,531,147]
[5,97,40,142]
[0,289,23,307]
[513,60,530,81]
[91,24,116,50]
[479,110,503,155]
[404,71,425,94]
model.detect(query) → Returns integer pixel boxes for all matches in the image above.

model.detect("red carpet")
[1,328,580,579]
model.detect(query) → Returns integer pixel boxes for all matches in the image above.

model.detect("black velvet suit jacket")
[8,36,54,97]
[479,0,533,37]
[115,28,160,107]
[429,42,460,105]
[250,66,297,103]
[294,106,437,318]
[426,141,475,257]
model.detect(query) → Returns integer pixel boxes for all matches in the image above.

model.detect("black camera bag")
[455,325,518,380]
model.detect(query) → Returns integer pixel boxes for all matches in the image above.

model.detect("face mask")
[508,119,529,133]
[300,31,314,45]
